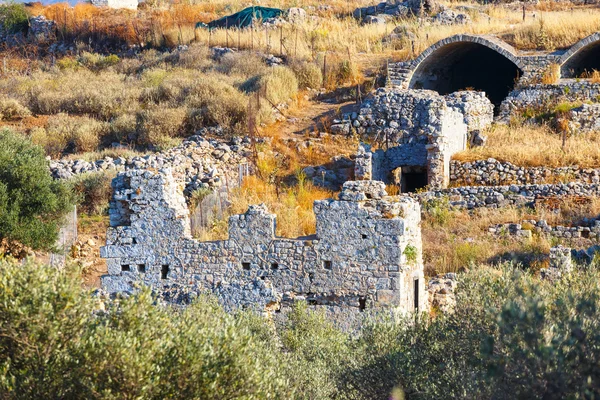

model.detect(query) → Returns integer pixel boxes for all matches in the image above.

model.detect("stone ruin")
[90,0,138,10]
[100,169,427,327]
[349,88,493,191]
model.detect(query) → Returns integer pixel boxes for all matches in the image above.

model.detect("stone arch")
[560,33,600,78]
[408,35,524,107]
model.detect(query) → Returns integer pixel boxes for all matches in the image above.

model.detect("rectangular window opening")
[121,264,131,272]
[161,265,169,280]
[242,262,251,270]
[137,264,146,273]
[414,279,420,311]
[271,262,279,270]
[323,260,332,270]
[359,297,366,312]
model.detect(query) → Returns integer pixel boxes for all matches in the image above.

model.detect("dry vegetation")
[422,196,600,275]
[193,174,333,241]
[454,124,600,168]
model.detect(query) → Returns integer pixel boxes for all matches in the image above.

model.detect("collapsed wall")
[100,170,426,327]
[351,88,493,190]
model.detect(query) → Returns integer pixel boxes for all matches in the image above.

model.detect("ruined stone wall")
[498,81,600,121]
[450,159,600,186]
[350,88,492,189]
[100,171,427,327]
[421,182,600,210]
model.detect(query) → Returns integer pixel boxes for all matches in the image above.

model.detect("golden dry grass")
[24,1,600,57]
[422,204,552,275]
[453,124,600,168]
[195,174,333,241]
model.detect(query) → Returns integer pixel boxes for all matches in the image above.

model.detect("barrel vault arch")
[560,33,600,78]
[407,35,524,107]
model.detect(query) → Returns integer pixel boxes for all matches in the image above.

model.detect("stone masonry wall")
[498,81,600,122]
[421,182,600,210]
[450,159,600,186]
[100,171,427,328]
[350,88,493,189]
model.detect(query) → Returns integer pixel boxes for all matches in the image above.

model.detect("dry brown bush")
[135,106,187,149]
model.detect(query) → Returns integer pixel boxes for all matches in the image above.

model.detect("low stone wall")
[498,81,600,122]
[421,182,600,210]
[450,159,600,186]
[51,135,252,194]
[100,175,427,329]
[489,219,600,241]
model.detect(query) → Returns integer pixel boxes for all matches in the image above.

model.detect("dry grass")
[422,203,551,275]
[422,196,600,275]
[453,124,600,168]
[195,174,333,241]
[540,63,561,84]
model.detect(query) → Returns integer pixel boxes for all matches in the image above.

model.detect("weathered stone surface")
[348,88,492,190]
[50,134,252,194]
[450,159,600,186]
[420,182,600,210]
[100,172,427,328]
[427,273,456,313]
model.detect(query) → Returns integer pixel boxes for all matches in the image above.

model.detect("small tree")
[0,2,29,34]
[0,129,75,256]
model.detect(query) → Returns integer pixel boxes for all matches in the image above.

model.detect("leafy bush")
[0,259,294,399]
[258,66,299,105]
[0,129,74,255]
[0,3,28,34]
[135,106,186,149]
[2,259,600,399]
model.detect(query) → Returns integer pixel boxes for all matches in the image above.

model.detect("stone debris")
[568,103,600,134]
[50,133,253,194]
[427,273,456,313]
[541,246,573,280]
[353,0,441,22]
[100,175,427,328]
[433,9,471,25]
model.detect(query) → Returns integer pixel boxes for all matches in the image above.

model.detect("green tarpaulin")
[196,6,284,30]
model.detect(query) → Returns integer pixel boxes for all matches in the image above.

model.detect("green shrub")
[0,259,294,399]
[2,259,600,399]
[79,52,120,71]
[0,3,28,34]
[0,129,74,255]
[186,75,248,133]
[135,106,187,149]
[217,52,268,79]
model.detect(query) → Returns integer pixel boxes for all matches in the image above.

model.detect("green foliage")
[3,257,600,399]
[0,259,293,399]
[424,196,452,226]
[0,3,28,34]
[403,244,418,264]
[0,129,74,253]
